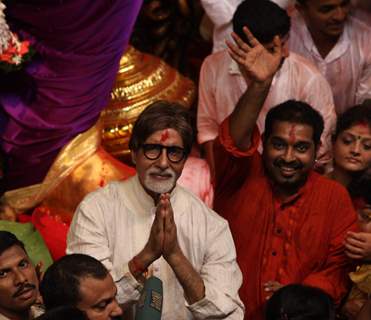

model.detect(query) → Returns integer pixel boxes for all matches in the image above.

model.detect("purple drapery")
[0,0,142,190]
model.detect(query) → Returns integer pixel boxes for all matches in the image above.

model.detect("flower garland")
[0,1,33,72]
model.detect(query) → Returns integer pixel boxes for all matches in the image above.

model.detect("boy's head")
[265,284,335,320]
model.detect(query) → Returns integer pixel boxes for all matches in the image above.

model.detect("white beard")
[143,168,177,194]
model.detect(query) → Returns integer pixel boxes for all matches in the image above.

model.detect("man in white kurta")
[289,4,371,114]
[67,101,244,320]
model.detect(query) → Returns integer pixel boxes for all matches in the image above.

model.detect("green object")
[135,276,163,320]
[0,221,53,269]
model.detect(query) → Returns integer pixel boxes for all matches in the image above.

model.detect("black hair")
[233,0,291,44]
[265,284,335,320]
[35,306,88,320]
[333,103,371,140]
[264,100,324,147]
[0,231,26,256]
[129,100,194,156]
[40,254,109,310]
[348,168,371,204]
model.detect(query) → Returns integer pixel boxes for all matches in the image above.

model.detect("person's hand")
[35,261,44,305]
[142,197,166,263]
[161,193,181,261]
[264,281,283,299]
[0,204,17,221]
[341,298,366,320]
[35,261,44,282]
[226,26,282,84]
[345,231,371,260]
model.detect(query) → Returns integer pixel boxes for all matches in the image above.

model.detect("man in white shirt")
[0,232,40,320]
[67,101,244,320]
[289,0,371,114]
[198,0,336,178]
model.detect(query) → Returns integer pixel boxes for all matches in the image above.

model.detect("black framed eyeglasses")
[141,144,186,163]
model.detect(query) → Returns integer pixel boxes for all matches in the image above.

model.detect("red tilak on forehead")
[160,129,170,142]
[289,124,296,143]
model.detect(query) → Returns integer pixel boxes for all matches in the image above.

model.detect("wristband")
[131,255,148,276]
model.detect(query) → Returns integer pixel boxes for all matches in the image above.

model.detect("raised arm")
[226,27,282,150]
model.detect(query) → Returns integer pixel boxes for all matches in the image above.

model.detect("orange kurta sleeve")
[213,118,261,195]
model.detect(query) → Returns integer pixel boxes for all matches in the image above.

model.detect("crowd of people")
[1,0,371,320]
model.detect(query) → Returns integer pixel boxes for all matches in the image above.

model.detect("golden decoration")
[100,46,196,158]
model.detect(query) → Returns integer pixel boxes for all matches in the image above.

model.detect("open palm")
[227,27,282,83]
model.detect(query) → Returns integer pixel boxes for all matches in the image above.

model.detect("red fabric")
[31,206,71,261]
[214,119,357,320]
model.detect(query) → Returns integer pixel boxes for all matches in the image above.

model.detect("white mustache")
[147,168,176,178]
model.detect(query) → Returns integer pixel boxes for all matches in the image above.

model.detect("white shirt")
[197,50,337,162]
[67,175,244,320]
[200,0,242,52]
[289,11,371,114]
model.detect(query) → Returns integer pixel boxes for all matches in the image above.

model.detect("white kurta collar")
[120,175,185,218]
[296,12,350,63]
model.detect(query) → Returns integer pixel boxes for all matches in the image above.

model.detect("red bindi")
[289,124,296,143]
[160,129,170,142]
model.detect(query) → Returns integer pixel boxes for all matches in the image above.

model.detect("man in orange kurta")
[213,25,357,319]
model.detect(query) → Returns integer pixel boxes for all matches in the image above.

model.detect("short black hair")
[233,0,290,44]
[333,103,371,140]
[40,254,109,310]
[265,284,335,320]
[0,231,26,256]
[264,100,324,147]
[35,306,88,320]
[129,100,194,156]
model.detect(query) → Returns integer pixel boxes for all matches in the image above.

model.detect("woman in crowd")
[327,102,371,188]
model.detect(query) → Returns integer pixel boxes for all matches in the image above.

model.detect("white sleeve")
[197,56,220,144]
[302,73,337,167]
[187,219,244,319]
[355,47,371,104]
[66,196,143,304]
[200,0,241,27]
